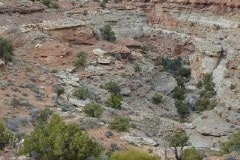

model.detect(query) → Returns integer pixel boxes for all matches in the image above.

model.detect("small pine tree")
[100,24,116,42]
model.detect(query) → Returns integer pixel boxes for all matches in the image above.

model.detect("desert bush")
[175,100,189,122]
[105,81,121,95]
[177,67,191,78]
[110,149,159,160]
[0,37,13,62]
[83,103,103,118]
[106,94,122,109]
[20,114,102,160]
[202,73,216,97]
[196,97,216,112]
[173,86,186,101]
[183,147,203,160]
[55,86,64,97]
[72,87,90,100]
[162,57,182,73]
[73,51,87,68]
[221,130,240,154]
[0,123,13,150]
[100,24,116,42]
[109,116,130,132]
[152,92,163,104]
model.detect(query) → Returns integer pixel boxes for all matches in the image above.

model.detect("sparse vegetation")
[173,86,186,101]
[106,94,122,109]
[221,130,240,154]
[152,92,163,104]
[109,116,130,132]
[110,149,159,160]
[183,147,203,160]
[20,114,102,159]
[169,131,189,160]
[105,81,121,95]
[73,87,90,100]
[196,97,216,112]
[55,87,65,97]
[83,103,104,118]
[100,24,116,42]
[0,37,13,63]
[175,100,189,122]
[196,73,217,112]
[0,123,13,150]
[73,51,87,68]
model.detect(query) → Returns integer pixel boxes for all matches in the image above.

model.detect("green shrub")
[106,94,122,109]
[20,114,102,159]
[173,86,186,100]
[162,57,182,73]
[72,87,90,100]
[105,81,121,95]
[0,37,13,62]
[221,130,240,154]
[175,75,185,87]
[109,116,130,132]
[195,73,217,112]
[55,87,64,97]
[83,103,103,118]
[0,123,13,150]
[169,131,189,160]
[175,100,189,122]
[196,97,216,112]
[177,67,191,78]
[110,149,159,160]
[100,24,116,42]
[152,92,163,104]
[73,52,87,68]
[183,147,203,160]
[36,108,53,126]
[202,73,216,97]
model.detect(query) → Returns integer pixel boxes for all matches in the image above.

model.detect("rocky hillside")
[0,0,239,159]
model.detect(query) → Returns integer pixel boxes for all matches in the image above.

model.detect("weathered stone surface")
[193,111,233,136]
[97,56,111,64]
[151,72,177,94]
[93,48,107,57]
[116,37,142,48]
[121,131,158,146]
[41,19,86,30]
[69,98,90,108]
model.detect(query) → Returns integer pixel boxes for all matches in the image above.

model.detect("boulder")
[111,45,131,57]
[97,56,111,64]
[93,48,107,57]
[150,72,177,94]
[69,98,90,108]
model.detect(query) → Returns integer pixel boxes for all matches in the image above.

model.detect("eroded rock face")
[193,111,233,137]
